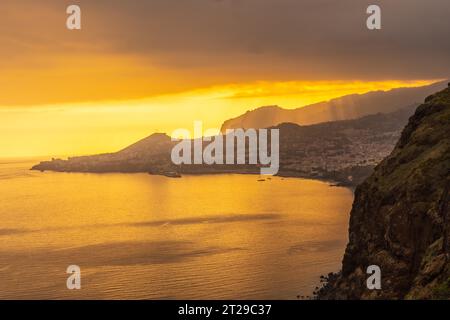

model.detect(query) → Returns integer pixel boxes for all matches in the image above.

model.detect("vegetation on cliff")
[318,85,450,299]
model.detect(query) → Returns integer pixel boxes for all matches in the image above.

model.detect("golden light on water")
[1,0,449,302]
[0,160,354,299]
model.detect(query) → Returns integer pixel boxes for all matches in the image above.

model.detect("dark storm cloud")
[1,0,450,80]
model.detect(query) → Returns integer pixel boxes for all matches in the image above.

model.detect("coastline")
[30,162,359,191]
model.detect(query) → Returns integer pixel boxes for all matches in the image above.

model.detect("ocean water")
[0,158,353,299]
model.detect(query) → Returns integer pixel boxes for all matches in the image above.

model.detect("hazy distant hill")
[221,81,448,132]
[32,104,418,186]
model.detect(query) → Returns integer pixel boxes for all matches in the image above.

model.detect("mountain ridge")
[31,104,418,186]
[221,81,448,132]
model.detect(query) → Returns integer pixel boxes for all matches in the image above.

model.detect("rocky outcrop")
[318,85,450,299]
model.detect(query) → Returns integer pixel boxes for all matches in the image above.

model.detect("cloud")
[78,0,450,79]
[0,0,449,105]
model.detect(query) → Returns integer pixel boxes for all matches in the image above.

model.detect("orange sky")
[0,1,448,157]
[0,79,438,158]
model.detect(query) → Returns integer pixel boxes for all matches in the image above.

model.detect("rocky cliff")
[318,85,450,299]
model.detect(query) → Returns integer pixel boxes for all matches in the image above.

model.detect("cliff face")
[319,86,450,299]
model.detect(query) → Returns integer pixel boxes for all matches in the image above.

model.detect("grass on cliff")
[432,277,450,300]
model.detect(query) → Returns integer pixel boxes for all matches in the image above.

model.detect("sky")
[1,0,449,157]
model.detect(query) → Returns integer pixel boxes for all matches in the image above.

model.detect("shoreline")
[29,163,357,191]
